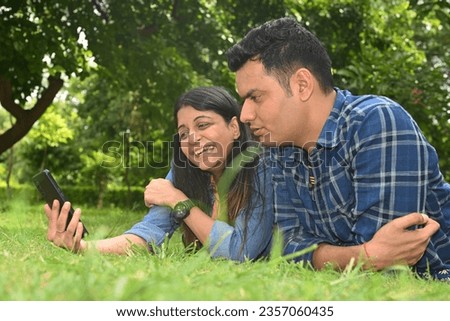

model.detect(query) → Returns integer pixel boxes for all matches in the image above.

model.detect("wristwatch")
[171,199,195,222]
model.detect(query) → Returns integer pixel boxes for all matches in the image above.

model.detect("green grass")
[0,197,449,301]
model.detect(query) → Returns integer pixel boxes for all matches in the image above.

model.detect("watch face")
[173,205,188,220]
[172,200,194,220]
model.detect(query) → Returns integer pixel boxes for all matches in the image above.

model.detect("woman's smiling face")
[177,105,240,177]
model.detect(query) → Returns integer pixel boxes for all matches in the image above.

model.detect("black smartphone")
[33,169,88,237]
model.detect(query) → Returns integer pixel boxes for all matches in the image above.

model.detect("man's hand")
[364,212,440,270]
[44,200,86,253]
[313,213,439,271]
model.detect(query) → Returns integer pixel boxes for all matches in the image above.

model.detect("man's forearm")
[312,243,370,271]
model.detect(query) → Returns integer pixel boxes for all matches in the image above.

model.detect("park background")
[0,0,449,302]
[1,0,449,207]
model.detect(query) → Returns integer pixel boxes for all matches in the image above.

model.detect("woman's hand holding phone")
[44,200,87,253]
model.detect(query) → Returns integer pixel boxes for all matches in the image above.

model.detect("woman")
[45,86,273,262]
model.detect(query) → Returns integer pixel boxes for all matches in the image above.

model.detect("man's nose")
[240,100,256,123]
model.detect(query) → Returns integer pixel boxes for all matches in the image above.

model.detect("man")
[226,17,450,280]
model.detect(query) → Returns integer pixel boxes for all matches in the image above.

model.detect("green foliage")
[61,184,146,211]
[0,183,146,211]
[1,0,450,186]
[26,104,76,149]
[0,0,94,103]
[16,99,82,184]
[285,0,450,179]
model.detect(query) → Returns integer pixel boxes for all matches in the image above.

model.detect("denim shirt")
[269,88,450,281]
[124,160,274,262]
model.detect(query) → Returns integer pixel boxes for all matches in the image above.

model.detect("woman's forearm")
[182,207,215,244]
[82,234,148,254]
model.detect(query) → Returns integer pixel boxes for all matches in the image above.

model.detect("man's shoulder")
[330,88,418,140]
[337,88,403,115]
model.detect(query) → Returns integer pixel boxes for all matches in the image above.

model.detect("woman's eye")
[197,122,210,129]
[178,132,188,140]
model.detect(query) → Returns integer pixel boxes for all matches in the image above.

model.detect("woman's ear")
[229,116,241,139]
[292,68,314,102]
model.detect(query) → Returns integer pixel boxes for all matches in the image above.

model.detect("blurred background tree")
[1,0,449,206]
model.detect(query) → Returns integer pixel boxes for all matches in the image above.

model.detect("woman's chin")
[198,160,225,174]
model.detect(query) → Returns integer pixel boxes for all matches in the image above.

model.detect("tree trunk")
[0,76,64,155]
[5,146,14,199]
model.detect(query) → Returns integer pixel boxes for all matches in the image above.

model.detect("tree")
[0,0,239,156]
[1,0,244,193]
[0,0,95,154]
[2,0,449,185]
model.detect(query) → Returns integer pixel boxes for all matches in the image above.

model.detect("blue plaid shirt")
[268,88,450,281]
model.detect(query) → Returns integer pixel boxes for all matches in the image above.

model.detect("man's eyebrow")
[241,89,257,100]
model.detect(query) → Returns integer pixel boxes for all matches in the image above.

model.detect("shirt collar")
[268,145,305,165]
[316,87,349,149]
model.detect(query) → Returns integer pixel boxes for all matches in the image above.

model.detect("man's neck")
[296,89,336,152]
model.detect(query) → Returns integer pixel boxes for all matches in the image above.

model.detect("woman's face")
[177,105,240,177]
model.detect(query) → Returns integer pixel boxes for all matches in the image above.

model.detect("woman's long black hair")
[171,86,259,249]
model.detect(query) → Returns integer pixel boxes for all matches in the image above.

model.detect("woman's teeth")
[195,145,215,156]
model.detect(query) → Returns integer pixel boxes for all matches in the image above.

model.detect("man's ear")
[292,68,314,101]
[229,116,241,139]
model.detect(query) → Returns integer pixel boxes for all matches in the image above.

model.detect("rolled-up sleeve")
[208,163,274,261]
[124,165,274,261]
[124,170,179,246]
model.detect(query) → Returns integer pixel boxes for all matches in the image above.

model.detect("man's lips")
[250,127,265,137]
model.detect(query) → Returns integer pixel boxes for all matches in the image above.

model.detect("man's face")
[235,60,300,146]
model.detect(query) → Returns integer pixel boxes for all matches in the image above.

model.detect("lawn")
[0,196,449,302]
